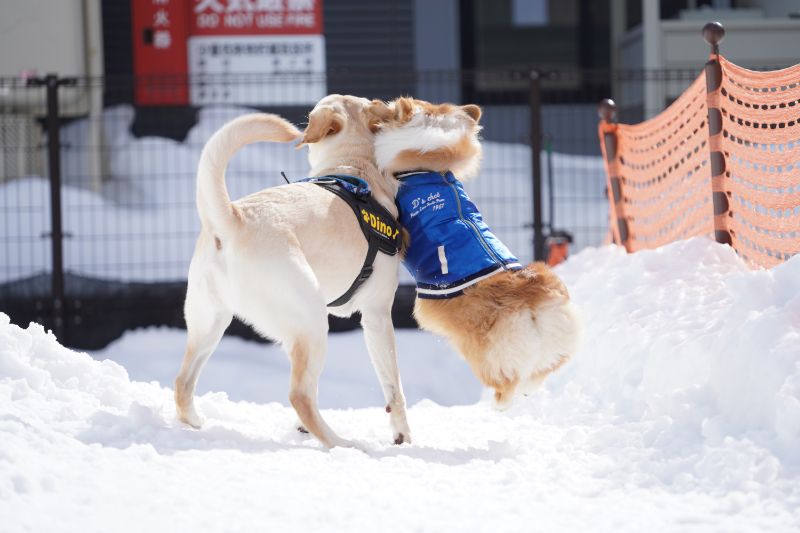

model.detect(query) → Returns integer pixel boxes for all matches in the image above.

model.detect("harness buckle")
[357,264,374,281]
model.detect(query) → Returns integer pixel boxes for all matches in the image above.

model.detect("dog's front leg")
[361,309,412,445]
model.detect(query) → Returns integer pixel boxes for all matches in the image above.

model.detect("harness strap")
[311,179,400,307]
[326,229,379,307]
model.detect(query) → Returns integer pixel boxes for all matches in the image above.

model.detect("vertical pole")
[642,0,663,118]
[45,74,65,340]
[703,22,731,246]
[459,0,476,104]
[598,98,630,250]
[84,0,106,192]
[546,135,554,230]
[530,69,545,261]
[609,0,626,104]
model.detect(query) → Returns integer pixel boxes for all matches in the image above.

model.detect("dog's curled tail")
[196,113,301,233]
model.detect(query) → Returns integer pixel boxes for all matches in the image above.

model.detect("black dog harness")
[301,175,402,307]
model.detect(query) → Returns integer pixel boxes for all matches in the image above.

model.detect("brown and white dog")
[174,95,411,448]
[371,97,580,408]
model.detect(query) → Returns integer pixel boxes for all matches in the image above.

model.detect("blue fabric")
[298,175,371,197]
[396,171,521,298]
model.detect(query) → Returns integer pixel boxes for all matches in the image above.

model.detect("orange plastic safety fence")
[599,74,714,252]
[716,56,800,267]
[598,56,800,268]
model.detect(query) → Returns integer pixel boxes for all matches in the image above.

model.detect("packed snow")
[0,105,607,283]
[1,237,799,532]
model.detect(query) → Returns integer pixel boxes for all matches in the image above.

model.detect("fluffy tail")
[196,113,301,233]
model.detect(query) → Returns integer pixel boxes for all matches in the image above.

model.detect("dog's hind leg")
[361,307,411,445]
[287,329,354,449]
[175,274,232,428]
[262,254,353,449]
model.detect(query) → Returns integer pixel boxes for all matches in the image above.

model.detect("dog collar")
[393,169,440,180]
[299,174,371,197]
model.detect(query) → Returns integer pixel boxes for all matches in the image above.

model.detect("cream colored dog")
[174,95,411,448]
[372,97,580,408]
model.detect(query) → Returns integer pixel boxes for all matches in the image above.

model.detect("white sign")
[188,34,326,105]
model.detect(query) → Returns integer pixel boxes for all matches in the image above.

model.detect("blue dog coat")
[395,171,521,299]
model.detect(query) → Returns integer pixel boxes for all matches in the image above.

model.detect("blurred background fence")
[0,67,699,348]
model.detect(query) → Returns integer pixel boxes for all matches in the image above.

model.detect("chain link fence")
[0,68,700,347]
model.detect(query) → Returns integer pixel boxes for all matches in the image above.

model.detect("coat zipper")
[447,180,504,266]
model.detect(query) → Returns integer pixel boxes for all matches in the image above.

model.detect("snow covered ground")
[2,238,799,532]
[90,327,481,409]
[0,105,607,284]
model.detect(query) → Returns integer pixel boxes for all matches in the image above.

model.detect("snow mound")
[1,238,799,532]
[554,238,800,459]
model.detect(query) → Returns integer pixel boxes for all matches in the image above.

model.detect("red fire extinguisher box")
[131,0,190,106]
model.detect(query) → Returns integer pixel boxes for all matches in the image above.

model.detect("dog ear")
[394,97,416,122]
[297,106,344,147]
[461,104,482,123]
[367,99,393,132]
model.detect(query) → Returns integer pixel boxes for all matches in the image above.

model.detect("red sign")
[131,0,190,105]
[132,0,324,106]
[190,0,323,35]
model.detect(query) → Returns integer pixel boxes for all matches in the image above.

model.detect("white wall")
[661,19,800,69]
[0,0,87,77]
[747,0,800,18]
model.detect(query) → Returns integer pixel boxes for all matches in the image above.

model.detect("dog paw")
[492,399,514,412]
[492,388,516,411]
[393,431,411,445]
[178,407,204,429]
[292,418,309,434]
[389,410,411,445]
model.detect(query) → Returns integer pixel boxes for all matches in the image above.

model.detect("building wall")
[0,0,601,154]
[0,0,87,78]
[325,0,415,99]
[103,0,418,77]
[325,0,414,70]
[99,0,417,137]
[740,0,800,18]
[413,0,461,103]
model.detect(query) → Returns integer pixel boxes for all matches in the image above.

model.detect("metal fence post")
[28,73,74,340]
[703,22,731,247]
[44,74,66,340]
[598,98,630,250]
[529,69,545,261]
